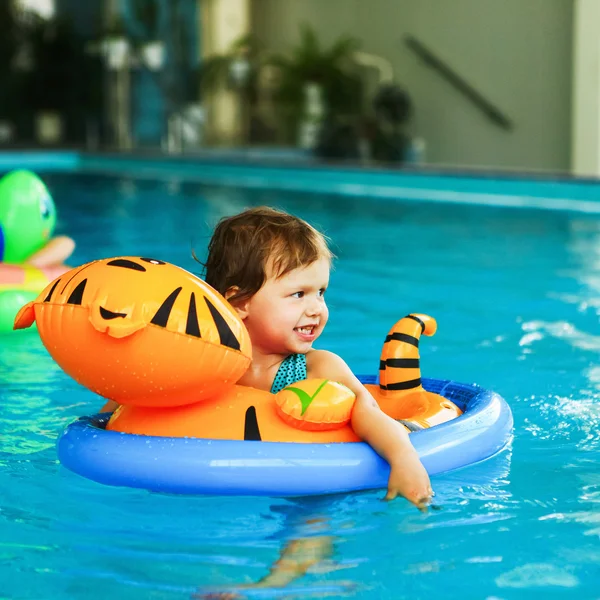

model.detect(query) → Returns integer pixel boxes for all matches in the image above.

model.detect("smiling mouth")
[295,325,316,335]
[99,306,127,320]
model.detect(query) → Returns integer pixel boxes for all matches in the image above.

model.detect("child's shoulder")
[306,349,350,378]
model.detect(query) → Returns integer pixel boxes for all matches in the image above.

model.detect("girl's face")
[238,257,330,357]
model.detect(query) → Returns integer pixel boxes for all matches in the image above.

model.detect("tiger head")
[14,257,252,408]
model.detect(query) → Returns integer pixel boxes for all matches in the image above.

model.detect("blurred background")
[0,0,597,176]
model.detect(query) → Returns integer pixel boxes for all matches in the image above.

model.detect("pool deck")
[2,149,600,214]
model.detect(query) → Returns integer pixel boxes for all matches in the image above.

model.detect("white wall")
[572,0,600,177]
[252,0,573,173]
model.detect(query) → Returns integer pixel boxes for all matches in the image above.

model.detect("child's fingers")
[383,488,398,501]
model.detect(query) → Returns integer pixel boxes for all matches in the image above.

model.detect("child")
[201,206,433,508]
[193,206,433,599]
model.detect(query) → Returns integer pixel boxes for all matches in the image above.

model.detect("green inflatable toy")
[0,289,37,333]
[0,170,57,263]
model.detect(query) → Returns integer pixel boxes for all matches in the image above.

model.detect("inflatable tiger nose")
[13,257,251,407]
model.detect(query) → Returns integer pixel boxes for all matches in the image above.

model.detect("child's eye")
[318,288,326,297]
[291,291,304,298]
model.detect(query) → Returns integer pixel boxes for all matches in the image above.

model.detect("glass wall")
[0,0,577,175]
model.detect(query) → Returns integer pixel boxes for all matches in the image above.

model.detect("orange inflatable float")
[13,256,515,496]
[14,256,461,443]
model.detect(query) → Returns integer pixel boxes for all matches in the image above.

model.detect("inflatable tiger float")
[13,256,461,443]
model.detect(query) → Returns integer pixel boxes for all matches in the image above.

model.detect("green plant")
[199,33,261,94]
[267,24,364,135]
[197,26,365,144]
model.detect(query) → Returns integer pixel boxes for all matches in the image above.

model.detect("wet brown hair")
[198,206,333,305]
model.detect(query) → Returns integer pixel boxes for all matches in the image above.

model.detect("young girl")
[201,206,433,508]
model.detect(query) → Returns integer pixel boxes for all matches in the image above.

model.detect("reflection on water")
[495,563,579,590]
[190,450,513,599]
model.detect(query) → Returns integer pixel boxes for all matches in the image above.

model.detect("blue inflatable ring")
[56,376,513,496]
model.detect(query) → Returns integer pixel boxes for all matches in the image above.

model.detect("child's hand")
[384,453,433,510]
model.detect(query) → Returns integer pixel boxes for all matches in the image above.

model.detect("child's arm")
[351,391,432,507]
[27,236,75,267]
[307,350,433,508]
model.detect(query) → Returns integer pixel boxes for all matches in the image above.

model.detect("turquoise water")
[1,172,599,598]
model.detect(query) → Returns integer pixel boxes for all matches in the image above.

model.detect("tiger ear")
[14,302,36,329]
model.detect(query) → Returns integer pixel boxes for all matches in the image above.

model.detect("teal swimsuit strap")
[270,353,308,394]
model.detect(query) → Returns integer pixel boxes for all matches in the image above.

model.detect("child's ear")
[225,287,249,320]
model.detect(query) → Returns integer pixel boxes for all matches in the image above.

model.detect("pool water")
[1,172,599,598]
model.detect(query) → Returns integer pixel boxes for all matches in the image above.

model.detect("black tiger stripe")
[66,279,87,305]
[379,358,420,370]
[99,306,126,320]
[380,378,422,391]
[384,332,419,346]
[106,258,146,272]
[244,406,261,440]
[150,287,182,327]
[185,293,201,338]
[43,279,61,302]
[204,297,241,350]
[405,314,425,333]
[60,262,95,295]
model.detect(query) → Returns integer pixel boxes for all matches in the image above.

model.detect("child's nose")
[306,297,322,316]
